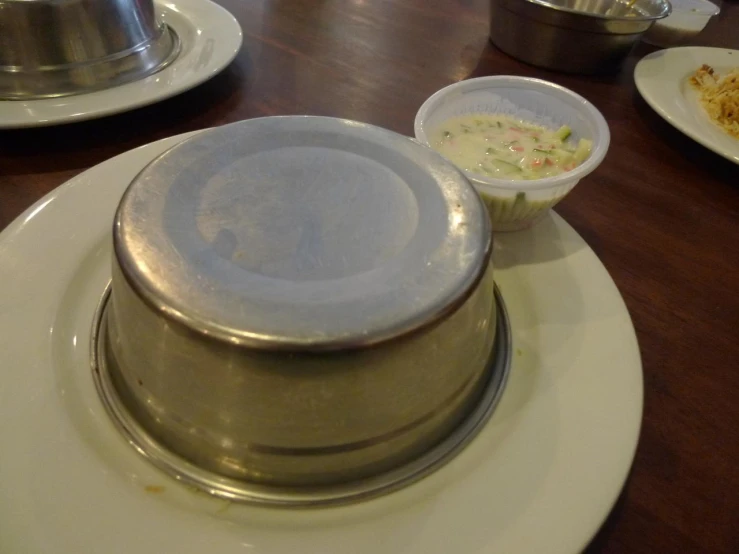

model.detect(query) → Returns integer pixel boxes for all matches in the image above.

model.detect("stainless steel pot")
[489,0,671,74]
[0,0,180,99]
[99,116,498,490]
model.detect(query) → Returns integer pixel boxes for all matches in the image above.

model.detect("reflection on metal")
[488,0,670,73]
[91,284,513,507]
[0,0,181,100]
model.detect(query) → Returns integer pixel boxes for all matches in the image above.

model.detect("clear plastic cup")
[414,76,610,232]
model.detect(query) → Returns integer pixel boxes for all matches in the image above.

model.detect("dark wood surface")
[1,1,737,552]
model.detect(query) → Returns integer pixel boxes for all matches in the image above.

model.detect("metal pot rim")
[510,0,672,21]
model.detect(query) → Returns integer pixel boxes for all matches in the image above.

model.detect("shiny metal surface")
[91,283,511,506]
[100,116,497,488]
[0,0,180,100]
[103,257,495,486]
[114,116,491,349]
[489,0,671,73]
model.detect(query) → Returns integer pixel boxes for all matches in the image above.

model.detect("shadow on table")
[0,59,247,176]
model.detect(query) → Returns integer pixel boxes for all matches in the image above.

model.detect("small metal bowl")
[94,117,502,503]
[489,0,671,74]
[0,0,180,100]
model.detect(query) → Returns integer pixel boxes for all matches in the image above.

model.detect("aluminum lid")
[114,116,491,350]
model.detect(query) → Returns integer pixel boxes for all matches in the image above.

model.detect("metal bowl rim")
[0,25,180,100]
[511,0,672,21]
[0,23,175,73]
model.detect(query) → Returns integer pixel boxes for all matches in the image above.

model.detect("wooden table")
[1,1,737,552]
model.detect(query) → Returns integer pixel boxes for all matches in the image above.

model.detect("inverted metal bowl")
[95,117,499,494]
[0,0,180,100]
[489,0,671,74]
[92,281,511,506]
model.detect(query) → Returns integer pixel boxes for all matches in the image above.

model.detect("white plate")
[634,47,739,164]
[0,132,643,554]
[0,0,242,129]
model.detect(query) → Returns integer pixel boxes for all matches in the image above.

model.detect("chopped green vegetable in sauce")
[432,114,591,180]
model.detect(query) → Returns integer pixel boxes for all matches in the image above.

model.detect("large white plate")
[0,0,242,129]
[0,132,643,554]
[634,47,739,164]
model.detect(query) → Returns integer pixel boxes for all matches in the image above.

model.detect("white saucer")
[0,0,242,129]
[0,132,643,554]
[634,47,739,164]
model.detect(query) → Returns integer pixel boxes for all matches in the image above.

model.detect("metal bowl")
[489,0,671,74]
[95,117,499,498]
[0,0,180,100]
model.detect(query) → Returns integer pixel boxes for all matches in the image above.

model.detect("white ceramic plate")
[0,0,242,129]
[0,132,643,554]
[634,47,739,164]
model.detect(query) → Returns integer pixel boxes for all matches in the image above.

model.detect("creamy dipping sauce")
[430,114,592,180]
